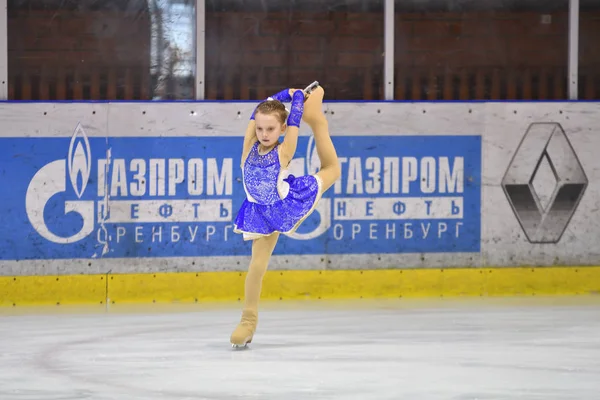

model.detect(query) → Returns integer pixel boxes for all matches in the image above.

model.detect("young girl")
[231,83,341,347]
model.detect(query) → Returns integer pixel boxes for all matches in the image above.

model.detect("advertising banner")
[0,123,481,260]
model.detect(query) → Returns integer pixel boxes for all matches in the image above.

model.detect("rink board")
[0,101,599,304]
[1,266,600,306]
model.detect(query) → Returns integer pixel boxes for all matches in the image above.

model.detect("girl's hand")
[286,90,305,128]
[268,88,293,103]
[289,88,308,101]
[266,88,304,104]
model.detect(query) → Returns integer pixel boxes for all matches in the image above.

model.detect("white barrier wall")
[0,101,598,276]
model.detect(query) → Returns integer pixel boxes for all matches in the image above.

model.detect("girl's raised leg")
[302,86,341,191]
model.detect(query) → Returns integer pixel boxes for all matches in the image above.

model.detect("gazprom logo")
[25,123,95,244]
[68,123,92,199]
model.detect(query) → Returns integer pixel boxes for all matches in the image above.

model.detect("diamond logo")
[501,123,588,243]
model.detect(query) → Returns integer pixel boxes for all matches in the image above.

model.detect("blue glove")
[268,88,292,103]
[286,90,305,128]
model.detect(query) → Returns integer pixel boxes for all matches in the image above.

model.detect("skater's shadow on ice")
[229,339,370,351]
[223,341,313,351]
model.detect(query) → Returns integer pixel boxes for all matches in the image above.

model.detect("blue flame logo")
[67,123,92,199]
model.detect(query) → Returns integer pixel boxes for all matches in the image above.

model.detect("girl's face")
[255,112,286,148]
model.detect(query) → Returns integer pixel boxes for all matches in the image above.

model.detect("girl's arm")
[241,120,257,163]
[278,90,305,167]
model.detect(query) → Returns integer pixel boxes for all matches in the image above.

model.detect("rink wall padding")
[0,101,599,305]
[1,267,600,306]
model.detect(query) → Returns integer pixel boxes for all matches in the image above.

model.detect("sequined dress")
[234,141,322,240]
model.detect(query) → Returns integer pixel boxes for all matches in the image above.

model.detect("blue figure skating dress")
[234,141,322,240]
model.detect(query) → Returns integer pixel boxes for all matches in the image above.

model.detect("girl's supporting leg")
[244,232,280,311]
[302,86,341,191]
[230,232,280,346]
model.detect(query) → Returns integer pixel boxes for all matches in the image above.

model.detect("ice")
[0,296,599,400]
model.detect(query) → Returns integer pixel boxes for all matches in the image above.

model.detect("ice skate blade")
[231,336,252,349]
[303,81,319,95]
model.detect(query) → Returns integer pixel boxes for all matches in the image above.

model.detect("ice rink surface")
[1,296,599,400]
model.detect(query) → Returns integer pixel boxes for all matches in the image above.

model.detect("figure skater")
[231,83,341,347]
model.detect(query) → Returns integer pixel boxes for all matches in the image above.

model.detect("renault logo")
[501,123,587,244]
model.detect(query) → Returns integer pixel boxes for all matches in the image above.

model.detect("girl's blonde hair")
[254,100,288,125]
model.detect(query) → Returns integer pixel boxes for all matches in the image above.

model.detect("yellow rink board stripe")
[0,274,107,306]
[1,267,600,306]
